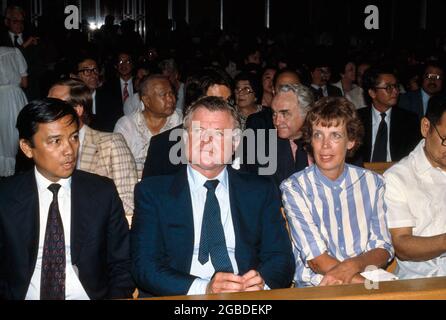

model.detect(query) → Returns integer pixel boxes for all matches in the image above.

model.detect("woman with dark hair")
[0,44,28,176]
[234,72,263,129]
[281,97,393,288]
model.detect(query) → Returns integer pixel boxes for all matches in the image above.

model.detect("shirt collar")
[120,77,132,86]
[9,31,22,38]
[313,163,348,189]
[372,105,392,121]
[34,166,71,194]
[187,164,228,192]
[412,139,445,175]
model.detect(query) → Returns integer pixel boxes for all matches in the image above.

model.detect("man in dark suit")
[73,56,123,132]
[308,59,343,102]
[141,68,233,178]
[0,98,134,300]
[1,5,44,100]
[399,62,444,120]
[242,84,314,189]
[131,96,294,296]
[357,67,421,163]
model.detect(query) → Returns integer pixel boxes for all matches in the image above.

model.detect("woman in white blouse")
[0,46,28,177]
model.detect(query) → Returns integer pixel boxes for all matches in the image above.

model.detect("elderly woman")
[234,72,263,129]
[280,97,394,287]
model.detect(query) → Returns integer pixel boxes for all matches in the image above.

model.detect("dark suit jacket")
[398,89,424,120]
[131,166,295,296]
[0,170,134,300]
[356,106,421,162]
[90,82,124,133]
[141,124,185,178]
[309,84,343,101]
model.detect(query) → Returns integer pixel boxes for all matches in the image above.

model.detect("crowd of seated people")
[1,4,446,300]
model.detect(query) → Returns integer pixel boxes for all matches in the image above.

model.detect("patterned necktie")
[372,112,388,162]
[13,35,20,47]
[293,138,308,172]
[198,180,234,273]
[123,82,129,102]
[40,183,65,300]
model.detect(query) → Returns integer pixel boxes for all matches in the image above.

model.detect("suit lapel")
[363,107,373,161]
[227,167,245,271]
[169,167,195,272]
[389,108,400,160]
[70,170,91,265]
[79,126,99,172]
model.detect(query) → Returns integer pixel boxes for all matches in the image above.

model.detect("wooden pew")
[143,276,446,300]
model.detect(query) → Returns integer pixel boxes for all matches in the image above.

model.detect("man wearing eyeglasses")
[72,56,123,132]
[356,67,421,163]
[385,95,446,280]
[308,56,342,102]
[399,62,445,120]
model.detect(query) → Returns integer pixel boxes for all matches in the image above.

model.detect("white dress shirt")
[120,77,133,101]
[370,105,392,162]
[186,165,237,295]
[91,90,97,115]
[384,140,446,279]
[8,31,23,46]
[311,84,328,97]
[25,168,90,300]
[421,89,430,116]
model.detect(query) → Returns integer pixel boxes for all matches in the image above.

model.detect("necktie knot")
[380,112,386,121]
[13,35,19,47]
[204,180,219,192]
[48,183,61,198]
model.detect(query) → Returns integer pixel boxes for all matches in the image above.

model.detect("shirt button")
[336,207,340,211]
[338,227,341,231]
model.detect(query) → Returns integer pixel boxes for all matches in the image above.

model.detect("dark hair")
[426,94,446,126]
[362,66,397,107]
[302,97,364,158]
[51,78,93,125]
[272,68,301,88]
[72,55,99,74]
[16,98,79,147]
[199,67,234,93]
[234,71,263,103]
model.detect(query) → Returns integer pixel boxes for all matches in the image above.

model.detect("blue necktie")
[198,180,234,273]
[41,183,66,300]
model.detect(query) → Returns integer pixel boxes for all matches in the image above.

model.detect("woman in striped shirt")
[281,97,394,287]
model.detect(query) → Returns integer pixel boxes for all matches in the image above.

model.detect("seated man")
[0,98,133,299]
[48,79,138,225]
[385,95,446,279]
[131,96,294,296]
[281,97,393,287]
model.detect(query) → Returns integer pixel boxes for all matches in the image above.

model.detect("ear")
[141,95,150,109]
[19,139,33,159]
[421,117,430,138]
[347,139,355,151]
[368,88,376,99]
[74,105,84,118]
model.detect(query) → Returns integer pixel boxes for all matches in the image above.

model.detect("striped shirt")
[280,164,394,287]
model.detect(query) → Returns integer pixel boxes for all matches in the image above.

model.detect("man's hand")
[319,259,360,286]
[206,272,245,294]
[241,270,265,292]
[23,36,39,48]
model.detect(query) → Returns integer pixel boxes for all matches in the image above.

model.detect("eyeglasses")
[78,67,99,76]
[118,59,132,65]
[374,83,400,94]
[425,73,442,81]
[432,124,446,146]
[235,87,254,96]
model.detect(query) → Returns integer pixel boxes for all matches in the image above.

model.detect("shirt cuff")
[187,278,210,295]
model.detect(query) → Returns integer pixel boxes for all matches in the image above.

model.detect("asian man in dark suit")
[0,98,134,300]
[356,67,421,163]
[131,96,294,296]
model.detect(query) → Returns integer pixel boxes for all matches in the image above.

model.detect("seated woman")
[280,97,394,287]
[234,72,263,129]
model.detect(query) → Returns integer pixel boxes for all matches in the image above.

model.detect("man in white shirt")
[131,96,294,296]
[115,52,134,103]
[385,95,446,279]
[0,98,134,299]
